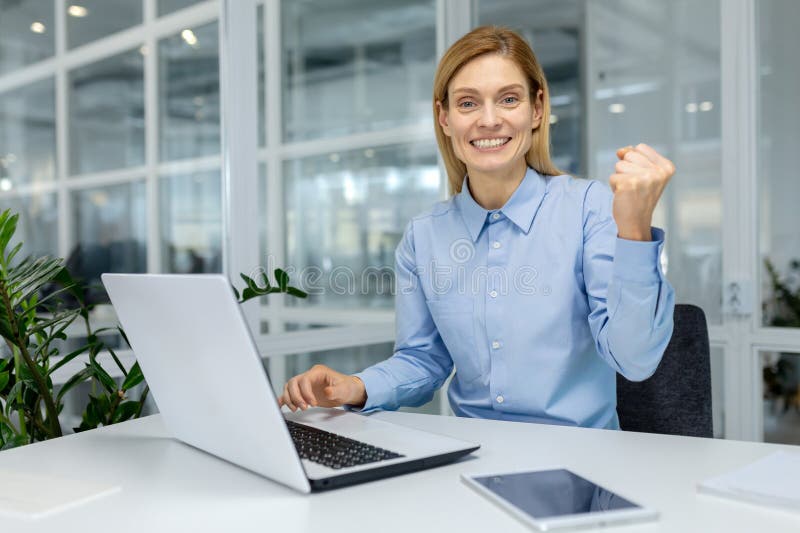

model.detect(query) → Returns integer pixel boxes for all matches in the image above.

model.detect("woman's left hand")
[609,143,675,241]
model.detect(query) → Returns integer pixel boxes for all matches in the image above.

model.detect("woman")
[279,26,675,430]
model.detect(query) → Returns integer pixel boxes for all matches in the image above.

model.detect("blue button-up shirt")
[355,167,675,429]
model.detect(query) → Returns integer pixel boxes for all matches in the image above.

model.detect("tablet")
[462,468,658,531]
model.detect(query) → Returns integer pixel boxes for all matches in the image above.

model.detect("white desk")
[1,411,798,532]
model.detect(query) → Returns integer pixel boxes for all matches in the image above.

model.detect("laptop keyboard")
[286,420,404,470]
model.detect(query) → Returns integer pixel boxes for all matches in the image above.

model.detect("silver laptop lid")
[102,273,310,493]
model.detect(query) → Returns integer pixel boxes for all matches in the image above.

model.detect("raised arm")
[583,144,676,381]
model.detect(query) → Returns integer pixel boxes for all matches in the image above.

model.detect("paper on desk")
[0,469,121,520]
[697,451,800,513]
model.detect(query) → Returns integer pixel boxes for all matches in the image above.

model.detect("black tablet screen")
[471,469,641,519]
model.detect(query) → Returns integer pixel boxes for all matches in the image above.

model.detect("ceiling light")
[68,5,88,17]
[549,114,559,125]
[30,22,46,34]
[90,192,109,207]
[329,153,341,163]
[0,179,13,192]
[181,29,198,46]
[685,102,698,113]
[608,103,625,114]
[139,45,148,56]
[364,149,375,158]
[699,101,714,112]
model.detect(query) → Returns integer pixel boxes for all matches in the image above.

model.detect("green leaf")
[5,381,24,415]
[241,287,256,301]
[81,395,103,429]
[50,267,86,305]
[8,256,64,305]
[0,210,19,254]
[274,268,289,291]
[96,393,111,417]
[0,371,8,392]
[259,271,271,290]
[112,401,140,423]
[0,420,15,444]
[55,366,93,403]
[0,435,28,451]
[104,346,128,377]
[231,285,240,300]
[46,343,91,376]
[121,362,144,391]
[89,359,117,393]
[0,306,16,343]
[26,308,81,337]
[117,326,131,349]
[239,273,258,292]
[6,241,23,265]
[286,286,308,299]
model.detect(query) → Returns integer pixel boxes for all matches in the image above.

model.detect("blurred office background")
[0,0,798,444]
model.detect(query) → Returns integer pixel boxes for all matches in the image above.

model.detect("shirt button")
[491,340,501,349]
[489,290,498,298]
[492,241,501,249]
[491,212,501,220]
[496,395,504,404]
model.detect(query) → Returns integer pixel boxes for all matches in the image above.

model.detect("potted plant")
[762,258,800,415]
[0,209,306,449]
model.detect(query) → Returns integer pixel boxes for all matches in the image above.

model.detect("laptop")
[101,273,479,493]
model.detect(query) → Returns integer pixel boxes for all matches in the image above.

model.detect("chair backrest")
[616,304,712,437]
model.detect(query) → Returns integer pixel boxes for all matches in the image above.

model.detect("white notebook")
[697,451,800,513]
[0,470,121,520]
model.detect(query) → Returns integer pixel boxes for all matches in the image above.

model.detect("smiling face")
[437,53,543,183]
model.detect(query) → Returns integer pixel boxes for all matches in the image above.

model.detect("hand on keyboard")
[279,364,367,411]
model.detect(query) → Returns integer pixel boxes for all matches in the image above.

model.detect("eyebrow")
[451,83,526,96]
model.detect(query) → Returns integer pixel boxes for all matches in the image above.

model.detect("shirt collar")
[455,166,548,242]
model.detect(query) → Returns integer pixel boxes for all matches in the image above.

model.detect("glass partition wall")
[0,1,222,429]
[1,0,798,440]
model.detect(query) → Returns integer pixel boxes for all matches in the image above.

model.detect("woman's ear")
[531,89,544,130]
[436,100,451,136]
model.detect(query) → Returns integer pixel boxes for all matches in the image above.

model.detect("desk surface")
[1,411,799,533]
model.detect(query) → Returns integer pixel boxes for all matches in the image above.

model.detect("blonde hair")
[433,26,561,194]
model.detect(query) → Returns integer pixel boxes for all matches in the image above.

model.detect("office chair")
[616,304,713,438]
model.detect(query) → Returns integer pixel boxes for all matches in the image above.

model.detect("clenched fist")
[609,143,675,241]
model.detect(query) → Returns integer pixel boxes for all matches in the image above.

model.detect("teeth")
[472,138,509,149]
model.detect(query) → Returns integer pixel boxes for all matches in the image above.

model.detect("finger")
[608,173,626,193]
[616,145,634,160]
[298,377,318,407]
[623,149,654,168]
[614,159,651,175]
[282,383,297,411]
[632,143,671,172]
[633,143,658,162]
[634,143,675,175]
[287,378,308,410]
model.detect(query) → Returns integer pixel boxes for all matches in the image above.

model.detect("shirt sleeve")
[351,221,454,412]
[582,181,675,381]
